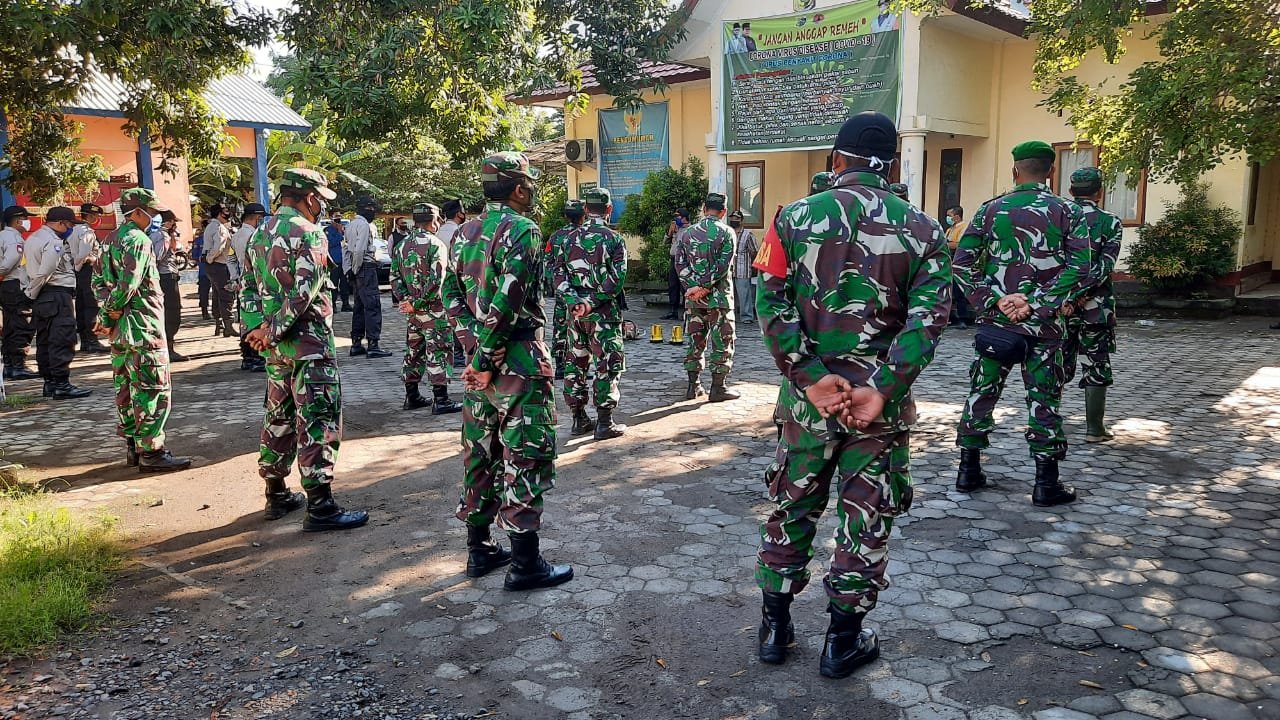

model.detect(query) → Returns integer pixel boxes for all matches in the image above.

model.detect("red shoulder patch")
[751,207,787,277]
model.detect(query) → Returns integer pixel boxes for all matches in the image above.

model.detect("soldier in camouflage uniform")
[1062,167,1123,443]
[92,189,191,472]
[544,200,584,380]
[443,151,572,591]
[953,141,1095,507]
[752,112,952,678]
[810,171,835,196]
[241,169,369,531]
[676,192,740,402]
[554,187,628,440]
[392,202,463,415]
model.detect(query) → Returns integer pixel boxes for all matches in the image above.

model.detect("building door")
[938,149,962,216]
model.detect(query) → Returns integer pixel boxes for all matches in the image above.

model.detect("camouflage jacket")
[392,228,450,331]
[543,223,575,295]
[239,206,336,361]
[676,215,735,310]
[1073,199,1123,327]
[755,171,952,439]
[953,181,1094,340]
[443,202,552,378]
[93,220,167,350]
[554,216,628,324]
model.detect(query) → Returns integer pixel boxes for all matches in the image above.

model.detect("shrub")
[1127,182,1240,294]
[617,156,708,284]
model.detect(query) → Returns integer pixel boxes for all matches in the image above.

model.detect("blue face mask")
[674,218,685,227]
[55,225,74,239]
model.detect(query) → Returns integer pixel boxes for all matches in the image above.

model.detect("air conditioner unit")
[565,139,596,164]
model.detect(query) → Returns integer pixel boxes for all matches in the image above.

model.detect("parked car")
[370,236,392,286]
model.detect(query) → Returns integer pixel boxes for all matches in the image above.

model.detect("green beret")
[582,187,612,206]
[1070,166,1104,189]
[1011,141,1055,162]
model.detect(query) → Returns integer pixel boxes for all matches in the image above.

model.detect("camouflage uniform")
[94,216,172,452]
[1063,199,1123,388]
[445,173,557,534]
[555,210,628,412]
[544,221,576,369]
[392,227,452,387]
[810,172,835,195]
[676,212,736,375]
[754,170,952,615]
[240,205,342,489]
[953,181,1094,460]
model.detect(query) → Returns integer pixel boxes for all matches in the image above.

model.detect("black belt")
[509,326,544,342]
[39,285,75,295]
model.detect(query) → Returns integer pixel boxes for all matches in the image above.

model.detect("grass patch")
[0,490,122,656]
[2,393,41,410]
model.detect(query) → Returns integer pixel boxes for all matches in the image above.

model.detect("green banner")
[721,0,901,153]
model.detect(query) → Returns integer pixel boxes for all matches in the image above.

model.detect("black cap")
[441,199,463,218]
[2,205,31,222]
[80,203,105,215]
[242,203,267,216]
[834,111,898,161]
[46,206,77,223]
[355,196,381,212]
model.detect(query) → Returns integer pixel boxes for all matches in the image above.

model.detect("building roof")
[65,73,311,132]
[514,60,710,105]
[948,0,1167,36]
[524,137,568,176]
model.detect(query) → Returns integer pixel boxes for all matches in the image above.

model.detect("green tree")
[0,0,272,202]
[273,0,686,156]
[617,156,707,281]
[902,1,1279,183]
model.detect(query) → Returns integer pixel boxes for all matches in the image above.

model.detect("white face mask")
[19,219,31,232]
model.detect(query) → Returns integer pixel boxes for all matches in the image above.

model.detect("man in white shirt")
[231,203,268,371]
[69,202,108,353]
[727,210,759,323]
[344,196,391,358]
[436,199,466,254]
[202,204,235,337]
[24,206,91,398]
[0,205,38,380]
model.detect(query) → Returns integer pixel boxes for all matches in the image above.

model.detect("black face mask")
[729,220,742,228]
[358,209,376,222]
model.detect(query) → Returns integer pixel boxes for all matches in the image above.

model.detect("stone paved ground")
[1,287,1278,720]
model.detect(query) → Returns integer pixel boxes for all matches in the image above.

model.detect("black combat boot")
[138,448,193,473]
[465,524,512,578]
[708,373,740,402]
[685,372,705,401]
[79,335,108,354]
[3,363,39,381]
[1084,386,1114,443]
[554,361,565,380]
[1032,457,1077,507]
[403,383,431,410]
[758,591,795,665]
[213,320,223,336]
[264,476,305,521]
[594,408,626,440]
[302,484,370,532]
[222,325,237,339]
[125,438,139,467]
[819,604,880,678]
[452,350,465,368]
[349,342,367,357]
[240,359,261,371]
[366,343,392,359]
[42,379,55,397]
[201,307,211,320]
[956,448,988,492]
[504,532,573,591]
[168,347,189,362]
[570,408,594,436]
[341,302,353,313]
[431,385,462,415]
[50,381,93,399]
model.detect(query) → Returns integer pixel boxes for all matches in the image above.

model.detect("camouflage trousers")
[564,315,625,411]
[551,299,568,367]
[683,306,735,375]
[112,345,172,452]
[403,313,452,386]
[455,377,558,534]
[259,358,342,489]
[957,339,1068,460]
[1062,318,1115,388]
[757,424,913,616]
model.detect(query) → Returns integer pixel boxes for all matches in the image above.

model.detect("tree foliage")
[1127,182,1241,295]
[0,0,271,201]
[272,0,685,156]
[617,156,706,281]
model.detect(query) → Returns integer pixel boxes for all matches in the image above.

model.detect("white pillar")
[707,20,729,196]
[900,130,927,208]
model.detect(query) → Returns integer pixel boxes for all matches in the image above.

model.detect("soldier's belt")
[508,326,544,342]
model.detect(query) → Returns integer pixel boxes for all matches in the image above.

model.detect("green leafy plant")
[617,157,707,282]
[1126,182,1240,295]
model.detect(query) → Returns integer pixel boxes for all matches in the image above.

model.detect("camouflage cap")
[563,199,585,214]
[1011,140,1055,162]
[412,202,441,223]
[704,192,727,210]
[582,187,612,206]
[1070,166,1104,190]
[120,187,170,213]
[279,167,337,200]
[888,182,909,200]
[479,151,541,183]
[810,171,835,194]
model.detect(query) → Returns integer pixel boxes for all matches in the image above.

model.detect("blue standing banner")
[597,102,670,223]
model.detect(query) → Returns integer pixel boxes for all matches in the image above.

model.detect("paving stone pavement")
[2,286,1279,720]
